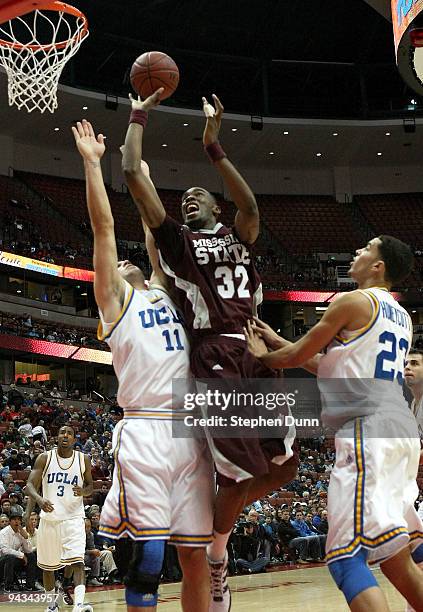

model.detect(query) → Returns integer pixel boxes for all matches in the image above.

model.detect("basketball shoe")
[72,605,93,612]
[208,551,231,611]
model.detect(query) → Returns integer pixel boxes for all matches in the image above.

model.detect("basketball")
[130,51,179,101]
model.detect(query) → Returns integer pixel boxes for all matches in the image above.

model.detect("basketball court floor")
[0,565,407,611]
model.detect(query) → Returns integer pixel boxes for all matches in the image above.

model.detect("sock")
[45,589,55,610]
[207,530,231,562]
[74,584,85,606]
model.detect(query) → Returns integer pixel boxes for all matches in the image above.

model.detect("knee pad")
[328,549,378,604]
[412,543,423,564]
[125,540,165,608]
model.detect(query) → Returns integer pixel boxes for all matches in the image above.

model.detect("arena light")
[403,117,416,133]
[105,94,118,111]
[250,116,263,131]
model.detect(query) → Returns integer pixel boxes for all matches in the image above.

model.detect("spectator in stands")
[84,517,103,587]
[277,509,312,564]
[3,450,20,471]
[1,501,11,518]
[1,405,19,422]
[88,510,119,584]
[316,509,328,534]
[291,510,324,561]
[1,483,17,502]
[0,509,40,592]
[7,385,23,410]
[305,511,326,549]
[49,387,61,399]
[31,420,47,445]
[0,515,9,529]
[18,419,32,441]
[9,493,24,516]
[415,336,423,350]
[234,521,268,574]
[259,515,279,560]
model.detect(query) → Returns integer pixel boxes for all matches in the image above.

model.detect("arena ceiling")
[62,0,411,120]
[2,0,423,172]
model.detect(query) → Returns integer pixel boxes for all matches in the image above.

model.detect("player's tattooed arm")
[24,453,54,523]
[73,454,94,497]
[202,94,259,244]
[122,91,166,229]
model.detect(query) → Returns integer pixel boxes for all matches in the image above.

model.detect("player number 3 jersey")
[40,449,85,521]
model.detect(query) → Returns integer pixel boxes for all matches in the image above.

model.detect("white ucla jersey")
[98,280,190,412]
[40,449,85,522]
[412,397,423,445]
[318,288,413,428]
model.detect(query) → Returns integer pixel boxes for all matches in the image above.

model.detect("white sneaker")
[208,551,231,611]
[72,605,93,612]
[44,606,59,612]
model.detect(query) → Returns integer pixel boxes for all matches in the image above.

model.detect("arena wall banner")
[392,0,423,55]
[0,250,94,282]
[0,251,62,276]
[0,334,112,365]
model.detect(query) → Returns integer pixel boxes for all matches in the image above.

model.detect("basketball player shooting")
[122,90,298,611]
[72,119,214,612]
[245,236,423,612]
[24,425,94,612]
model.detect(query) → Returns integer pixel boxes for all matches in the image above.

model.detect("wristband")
[129,109,148,128]
[204,141,227,163]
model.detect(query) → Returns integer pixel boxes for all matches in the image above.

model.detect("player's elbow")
[122,162,142,181]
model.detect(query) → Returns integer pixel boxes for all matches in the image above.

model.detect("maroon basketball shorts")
[190,335,298,486]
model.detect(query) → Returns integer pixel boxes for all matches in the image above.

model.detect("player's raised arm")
[202,94,259,244]
[122,92,166,229]
[72,120,125,322]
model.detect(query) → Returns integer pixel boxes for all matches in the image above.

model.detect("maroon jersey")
[151,215,262,339]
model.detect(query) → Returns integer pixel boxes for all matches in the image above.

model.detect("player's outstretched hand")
[129,89,163,112]
[202,94,224,146]
[72,485,84,497]
[252,317,286,351]
[244,320,268,359]
[72,120,105,162]
[40,498,54,512]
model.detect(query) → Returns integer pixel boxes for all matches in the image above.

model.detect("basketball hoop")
[0,1,88,113]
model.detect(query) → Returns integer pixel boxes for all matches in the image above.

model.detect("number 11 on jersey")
[162,329,184,351]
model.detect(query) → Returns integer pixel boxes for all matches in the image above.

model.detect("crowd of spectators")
[0,311,106,351]
[0,379,421,594]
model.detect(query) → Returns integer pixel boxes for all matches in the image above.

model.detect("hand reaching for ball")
[202,94,224,146]
[129,89,164,113]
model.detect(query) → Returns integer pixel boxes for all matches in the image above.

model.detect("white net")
[0,5,88,113]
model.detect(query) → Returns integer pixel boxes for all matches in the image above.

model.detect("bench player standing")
[72,119,214,612]
[24,425,94,612]
[122,90,298,611]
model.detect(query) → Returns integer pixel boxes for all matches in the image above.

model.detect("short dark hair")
[408,348,423,360]
[377,235,414,284]
[59,424,76,437]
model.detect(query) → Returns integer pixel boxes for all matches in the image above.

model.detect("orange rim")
[0,1,88,51]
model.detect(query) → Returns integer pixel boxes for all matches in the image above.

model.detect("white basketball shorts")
[37,516,85,570]
[326,411,423,565]
[99,415,215,546]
